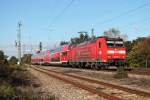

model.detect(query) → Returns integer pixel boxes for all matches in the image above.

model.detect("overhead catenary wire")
[49,0,75,28]
[95,2,150,26]
[114,17,150,40]
[119,17,150,29]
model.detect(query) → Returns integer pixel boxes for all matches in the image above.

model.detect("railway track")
[31,66,122,100]
[38,66,150,98]
[31,65,150,99]
[32,64,150,76]
[93,67,150,76]
[84,67,150,76]
[130,68,150,75]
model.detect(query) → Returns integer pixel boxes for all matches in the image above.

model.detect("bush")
[0,64,13,79]
[21,54,32,64]
[9,56,18,65]
[0,81,15,98]
[0,51,4,60]
[114,66,128,79]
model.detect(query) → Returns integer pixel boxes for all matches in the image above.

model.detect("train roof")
[32,50,50,56]
[74,36,123,47]
[50,47,62,53]
[50,45,70,53]
[97,36,123,40]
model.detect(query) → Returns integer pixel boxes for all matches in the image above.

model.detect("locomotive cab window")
[107,41,114,47]
[107,40,124,47]
[115,41,124,47]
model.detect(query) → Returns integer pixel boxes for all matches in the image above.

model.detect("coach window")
[99,42,101,48]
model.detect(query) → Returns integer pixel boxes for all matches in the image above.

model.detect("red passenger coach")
[61,45,70,63]
[31,45,71,65]
[31,50,50,64]
[43,50,51,64]
[49,47,62,64]
[47,45,70,64]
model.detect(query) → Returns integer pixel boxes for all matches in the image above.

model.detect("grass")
[114,66,128,79]
[0,63,56,100]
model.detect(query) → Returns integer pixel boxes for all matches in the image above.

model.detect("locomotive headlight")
[99,51,102,55]
[118,50,126,54]
[107,50,114,54]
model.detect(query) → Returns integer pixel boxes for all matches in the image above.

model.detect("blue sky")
[0,0,150,57]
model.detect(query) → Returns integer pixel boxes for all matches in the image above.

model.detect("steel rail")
[38,66,150,98]
[32,66,121,100]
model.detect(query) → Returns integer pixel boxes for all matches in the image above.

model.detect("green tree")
[60,41,69,46]
[124,41,132,54]
[70,32,91,45]
[79,33,85,43]
[84,33,90,41]
[21,54,32,64]
[0,50,4,60]
[104,28,121,38]
[9,56,18,65]
[128,37,150,67]
[60,31,96,46]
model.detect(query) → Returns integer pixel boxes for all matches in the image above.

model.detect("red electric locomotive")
[31,36,126,68]
[68,37,126,69]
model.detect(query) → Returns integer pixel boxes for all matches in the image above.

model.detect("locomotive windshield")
[107,40,124,47]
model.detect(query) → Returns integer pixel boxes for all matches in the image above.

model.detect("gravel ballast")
[29,68,103,100]
[29,65,150,100]
[40,66,150,93]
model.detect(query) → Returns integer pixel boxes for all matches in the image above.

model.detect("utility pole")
[91,28,95,40]
[91,28,94,36]
[28,35,33,54]
[17,21,22,65]
[22,44,25,55]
